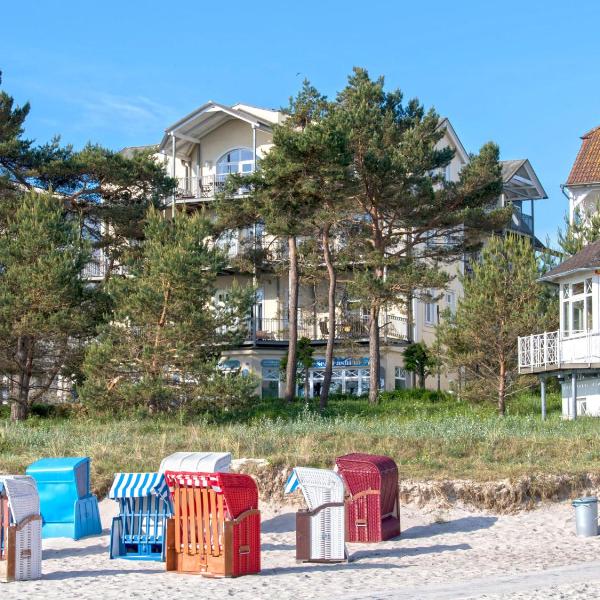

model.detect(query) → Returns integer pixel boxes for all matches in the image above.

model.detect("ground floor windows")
[261,365,280,399]
[395,367,407,390]
[309,367,371,397]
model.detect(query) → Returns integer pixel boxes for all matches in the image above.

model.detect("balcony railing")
[248,314,409,343]
[82,255,110,280]
[518,330,600,372]
[176,173,252,200]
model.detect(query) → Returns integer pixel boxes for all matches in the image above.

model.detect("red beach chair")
[164,471,260,577]
[335,453,400,542]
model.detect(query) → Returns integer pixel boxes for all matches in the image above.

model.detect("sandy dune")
[4,498,600,599]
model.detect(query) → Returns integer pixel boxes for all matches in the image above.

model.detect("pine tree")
[217,81,341,403]
[333,67,506,403]
[80,209,254,414]
[0,192,95,421]
[0,72,174,279]
[439,235,546,415]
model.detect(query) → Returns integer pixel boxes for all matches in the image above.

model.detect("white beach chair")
[0,476,42,582]
[286,467,346,563]
[157,452,232,474]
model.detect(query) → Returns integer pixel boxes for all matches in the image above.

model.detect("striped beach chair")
[0,476,42,582]
[335,453,401,542]
[164,471,260,577]
[109,473,172,561]
[285,467,346,563]
[26,457,102,540]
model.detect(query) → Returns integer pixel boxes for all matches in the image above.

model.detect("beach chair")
[285,467,346,563]
[158,452,232,474]
[335,453,400,542]
[164,471,260,577]
[109,472,172,561]
[0,476,42,582]
[26,457,102,539]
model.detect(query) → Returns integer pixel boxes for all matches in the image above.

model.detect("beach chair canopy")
[158,452,232,474]
[26,457,91,499]
[335,453,398,496]
[110,472,169,501]
[286,467,345,509]
[0,476,40,524]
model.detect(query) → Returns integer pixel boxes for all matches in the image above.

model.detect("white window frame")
[561,278,593,337]
[424,290,437,325]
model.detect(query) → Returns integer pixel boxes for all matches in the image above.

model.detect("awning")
[109,472,168,500]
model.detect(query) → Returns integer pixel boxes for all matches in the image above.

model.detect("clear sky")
[2,0,599,243]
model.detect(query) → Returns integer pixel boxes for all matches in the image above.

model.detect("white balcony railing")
[176,173,252,200]
[518,330,600,372]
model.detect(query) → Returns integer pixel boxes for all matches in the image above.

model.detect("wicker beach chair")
[164,471,260,577]
[335,453,400,542]
[0,476,42,582]
[158,452,232,474]
[26,457,102,540]
[109,472,172,561]
[285,467,346,563]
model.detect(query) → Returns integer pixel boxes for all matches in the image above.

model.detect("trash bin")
[572,496,598,537]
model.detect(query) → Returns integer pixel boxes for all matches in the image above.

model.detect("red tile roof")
[567,126,600,185]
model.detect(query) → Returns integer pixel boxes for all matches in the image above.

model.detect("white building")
[519,125,600,418]
[114,101,546,398]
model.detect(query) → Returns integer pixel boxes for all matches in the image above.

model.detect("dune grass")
[2,390,600,497]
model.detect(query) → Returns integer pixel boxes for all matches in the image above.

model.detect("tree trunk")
[498,358,506,416]
[10,335,34,422]
[285,235,299,402]
[320,226,336,411]
[368,303,381,404]
[418,369,425,389]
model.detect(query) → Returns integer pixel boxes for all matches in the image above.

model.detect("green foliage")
[0,192,96,420]
[403,342,437,388]
[79,208,255,414]
[0,73,174,275]
[439,235,548,415]
[558,204,600,257]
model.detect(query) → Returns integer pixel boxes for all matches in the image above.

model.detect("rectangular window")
[445,291,456,315]
[563,300,570,337]
[587,296,593,331]
[261,366,280,399]
[572,300,584,333]
[573,281,585,296]
[424,291,437,325]
[395,367,407,390]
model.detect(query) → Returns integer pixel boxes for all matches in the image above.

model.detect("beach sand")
[5,499,600,599]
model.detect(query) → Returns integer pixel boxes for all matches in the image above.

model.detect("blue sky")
[2,0,600,243]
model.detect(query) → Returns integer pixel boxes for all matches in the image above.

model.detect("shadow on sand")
[401,516,498,540]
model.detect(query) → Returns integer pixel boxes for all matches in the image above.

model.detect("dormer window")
[561,278,593,337]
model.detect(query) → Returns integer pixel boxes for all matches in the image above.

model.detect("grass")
[2,389,600,497]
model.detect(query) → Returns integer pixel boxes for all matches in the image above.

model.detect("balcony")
[247,314,409,344]
[508,206,534,237]
[176,173,251,201]
[82,253,110,281]
[518,330,600,373]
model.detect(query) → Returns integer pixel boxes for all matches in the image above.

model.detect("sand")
[4,498,600,599]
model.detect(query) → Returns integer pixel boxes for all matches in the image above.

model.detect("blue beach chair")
[25,457,102,540]
[109,472,171,561]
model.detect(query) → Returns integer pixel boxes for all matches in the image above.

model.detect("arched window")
[216,148,254,177]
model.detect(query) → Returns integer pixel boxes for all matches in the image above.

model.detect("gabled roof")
[500,159,547,201]
[566,126,600,186]
[437,118,470,165]
[540,239,600,282]
[158,102,277,158]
